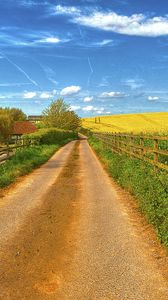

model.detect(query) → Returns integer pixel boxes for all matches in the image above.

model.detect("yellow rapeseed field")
[82,112,168,133]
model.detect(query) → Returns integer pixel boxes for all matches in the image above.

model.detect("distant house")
[28,115,42,123]
[12,121,37,139]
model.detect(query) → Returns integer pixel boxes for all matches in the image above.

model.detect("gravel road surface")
[0,140,167,299]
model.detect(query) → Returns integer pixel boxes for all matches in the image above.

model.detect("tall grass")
[0,130,78,188]
[89,136,168,248]
[0,145,58,188]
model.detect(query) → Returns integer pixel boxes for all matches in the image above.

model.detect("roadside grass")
[88,136,168,248]
[0,137,74,189]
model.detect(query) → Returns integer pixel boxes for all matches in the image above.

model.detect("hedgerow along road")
[0,138,168,300]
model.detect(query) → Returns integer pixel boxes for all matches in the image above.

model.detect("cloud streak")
[99,91,127,98]
[123,79,144,90]
[87,57,94,87]
[0,82,32,87]
[0,52,39,88]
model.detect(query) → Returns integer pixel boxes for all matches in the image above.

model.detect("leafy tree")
[42,99,81,130]
[0,112,13,142]
[10,108,27,121]
[0,107,27,142]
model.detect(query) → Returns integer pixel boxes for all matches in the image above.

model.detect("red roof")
[12,121,37,135]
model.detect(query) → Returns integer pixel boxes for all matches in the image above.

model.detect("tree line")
[0,99,81,142]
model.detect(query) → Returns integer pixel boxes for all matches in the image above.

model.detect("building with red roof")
[12,121,37,136]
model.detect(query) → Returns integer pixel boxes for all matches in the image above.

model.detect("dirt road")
[0,140,168,299]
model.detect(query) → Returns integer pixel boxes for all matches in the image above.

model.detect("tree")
[10,108,27,121]
[42,99,81,130]
[0,107,27,142]
[0,113,13,142]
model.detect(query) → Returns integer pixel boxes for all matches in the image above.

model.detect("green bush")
[89,136,168,248]
[23,128,78,145]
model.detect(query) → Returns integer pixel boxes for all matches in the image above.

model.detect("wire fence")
[93,132,168,172]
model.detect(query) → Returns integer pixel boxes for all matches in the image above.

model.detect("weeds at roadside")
[0,137,75,189]
[88,136,168,249]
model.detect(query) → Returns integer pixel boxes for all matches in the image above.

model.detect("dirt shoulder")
[0,141,81,299]
[0,141,75,244]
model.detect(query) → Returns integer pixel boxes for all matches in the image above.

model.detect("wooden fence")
[0,138,35,163]
[93,132,168,172]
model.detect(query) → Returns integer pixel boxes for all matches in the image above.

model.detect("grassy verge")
[88,136,168,248]
[0,138,74,189]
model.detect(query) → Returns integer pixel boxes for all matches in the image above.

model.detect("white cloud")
[54,5,80,15]
[96,107,105,114]
[23,92,37,99]
[99,91,127,98]
[83,105,104,112]
[33,36,70,45]
[84,96,93,102]
[53,89,57,95]
[82,105,95,111]
[17,0,36,7]
[99,76,109,87]
[97,110,104,114]
[0,82,32,87]
[39,37,61,44]
[17,0,49,7]
[70,105,81,111]
[73,11,168,37]
[96,107,104,111]
[40,92,52,99]
[148,96,159,101]
[124,79,144,90]
[60,85,81,96]
[49,79,58,85]
[94,39,113,46]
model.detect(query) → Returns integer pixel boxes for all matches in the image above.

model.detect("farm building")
[12,121,37,139]
[28,115,42,123]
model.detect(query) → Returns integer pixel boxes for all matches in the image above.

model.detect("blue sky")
[0,0,168,116]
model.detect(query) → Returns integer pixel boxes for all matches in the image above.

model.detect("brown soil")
[0,140,167,300]
[0,142,81,299]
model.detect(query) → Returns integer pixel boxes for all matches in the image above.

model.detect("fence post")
[130,134,133,157]
[154,139,159,171]
[116,134,119,152]
[6,140,9,158]
[140,135,144,159]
